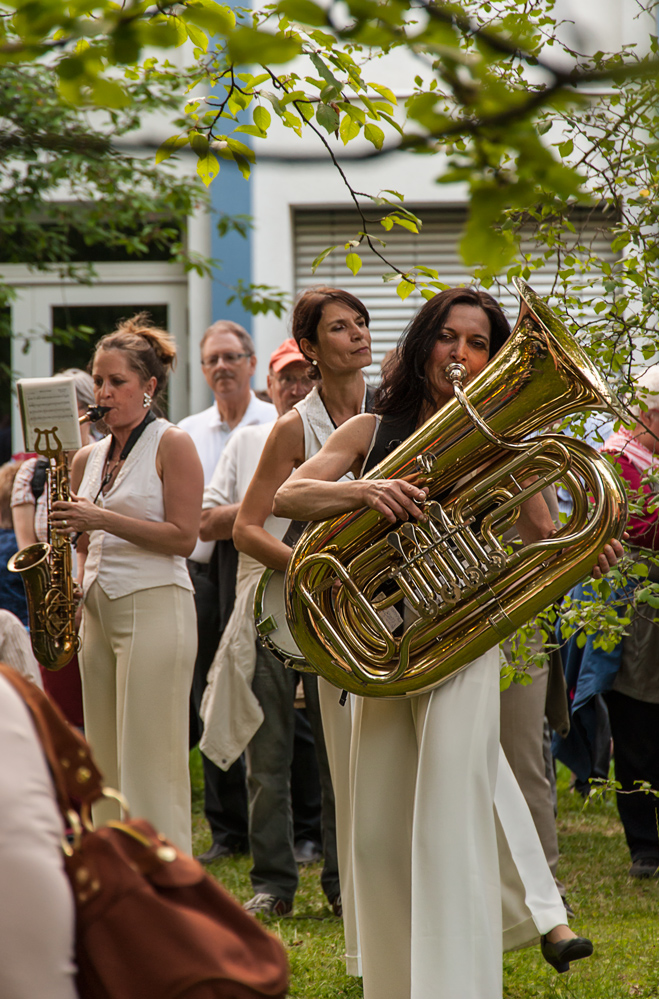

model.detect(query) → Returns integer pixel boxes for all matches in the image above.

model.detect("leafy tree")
[0,62,208,296]
[3,0,659,681]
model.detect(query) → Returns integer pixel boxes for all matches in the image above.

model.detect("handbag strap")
[0,663,104,816]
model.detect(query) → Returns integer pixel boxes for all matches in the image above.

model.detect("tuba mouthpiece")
[445,363,467,386]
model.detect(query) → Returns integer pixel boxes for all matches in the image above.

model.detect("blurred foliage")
[0,63,212,298]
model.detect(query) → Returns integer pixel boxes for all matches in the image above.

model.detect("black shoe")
[629,857,659,879]
[328,893,342,918]
[196,842,235,864]
[293,839,323,865]
[541,934,593,973]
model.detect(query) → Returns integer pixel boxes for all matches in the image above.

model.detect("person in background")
[233,287,374,963]
[499,485,572,913]
[51,314,202,853]
[0,668,76,999]
[178,320,275,864]
[0,460,28,625]
[199,338,339,915]
[0,608,43,686]
[555,364,659,878]
[10,368,97,727]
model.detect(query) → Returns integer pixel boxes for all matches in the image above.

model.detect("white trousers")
[79,582,197,853]
[318,678,361,975]
[0,675,77,999]
[350,649,566,999]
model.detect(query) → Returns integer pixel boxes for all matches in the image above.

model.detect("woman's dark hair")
[374,287,511,423]
[291,286,370,380]
[92,313,177,400]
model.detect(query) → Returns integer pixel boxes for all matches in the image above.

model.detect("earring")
[143,392,152,408]
[311,359,318,367]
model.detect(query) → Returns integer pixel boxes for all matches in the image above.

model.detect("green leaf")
[369,82,397,104]
[340,113,360,144]
[231,152,251,179]
[228,28,301,64]
[298,100,314,122]
[310,52,342,92]
[558,138,574,157]
[252,105,271,134]
[316,102,340,132]
[190,131,209,156]
[183,2,235,36]
[346,251,362,275]
[311,245,337,272]
[391,215,418,233]
[277,0,328,26]
[234,124,265,136]
[397,279,416,300]
[364,123,384,149]
[90,78,130,109]
[186,22,208,52]
[155,133,189,164]
[226,137,256,162]
[196,152,220,187]
[282,110,302,135]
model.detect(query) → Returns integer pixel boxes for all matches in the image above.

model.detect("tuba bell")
[282,278,629,698]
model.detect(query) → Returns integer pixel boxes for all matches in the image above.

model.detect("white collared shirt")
[178,391,276,562]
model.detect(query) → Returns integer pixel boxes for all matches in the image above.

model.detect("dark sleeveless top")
[362,413,417,476]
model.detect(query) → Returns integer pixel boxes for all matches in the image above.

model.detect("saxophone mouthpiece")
[445,363,467,386]
[80,405,111,425]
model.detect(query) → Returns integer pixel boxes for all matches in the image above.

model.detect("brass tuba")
[283,278,629,698]
[9,405,109,671]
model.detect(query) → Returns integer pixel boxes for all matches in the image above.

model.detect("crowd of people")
[0,284,656,999]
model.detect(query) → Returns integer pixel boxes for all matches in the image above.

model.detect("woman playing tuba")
[274,287,623,999]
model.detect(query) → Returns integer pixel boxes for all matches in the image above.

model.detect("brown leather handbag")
[0,665,288,999]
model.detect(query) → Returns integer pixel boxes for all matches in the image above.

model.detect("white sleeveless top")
[294,384,369,470]
[78,418,193,600]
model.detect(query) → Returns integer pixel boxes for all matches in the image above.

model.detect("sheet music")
[17,377,82,452]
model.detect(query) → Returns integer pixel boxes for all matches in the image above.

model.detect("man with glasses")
[179,320,275,863]
[198,339,340,918]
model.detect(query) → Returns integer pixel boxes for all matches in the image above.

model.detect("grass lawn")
[190,751,659,998]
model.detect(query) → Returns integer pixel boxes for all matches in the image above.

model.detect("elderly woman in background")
[10,368,97,726]
[50,315,203,853]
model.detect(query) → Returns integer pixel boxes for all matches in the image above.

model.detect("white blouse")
[78,418,193,600]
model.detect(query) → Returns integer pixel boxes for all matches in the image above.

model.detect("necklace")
[94,410,156,502]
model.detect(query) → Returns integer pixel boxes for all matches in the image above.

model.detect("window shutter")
[293,206,618,380]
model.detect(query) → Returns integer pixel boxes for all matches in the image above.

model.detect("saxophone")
[282,279,629,698]
[9,405,109,671]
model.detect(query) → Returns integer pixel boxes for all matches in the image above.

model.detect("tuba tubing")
[283,279,629,698]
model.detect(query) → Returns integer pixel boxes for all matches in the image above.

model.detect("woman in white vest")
[234,286,373,973]
[51,315,203,854]
[273,287,623,999]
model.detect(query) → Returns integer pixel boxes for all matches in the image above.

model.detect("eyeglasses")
[201,352,252,368]
[276,373,314,389]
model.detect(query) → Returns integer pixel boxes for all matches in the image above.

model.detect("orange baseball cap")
[269,337,308,373]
